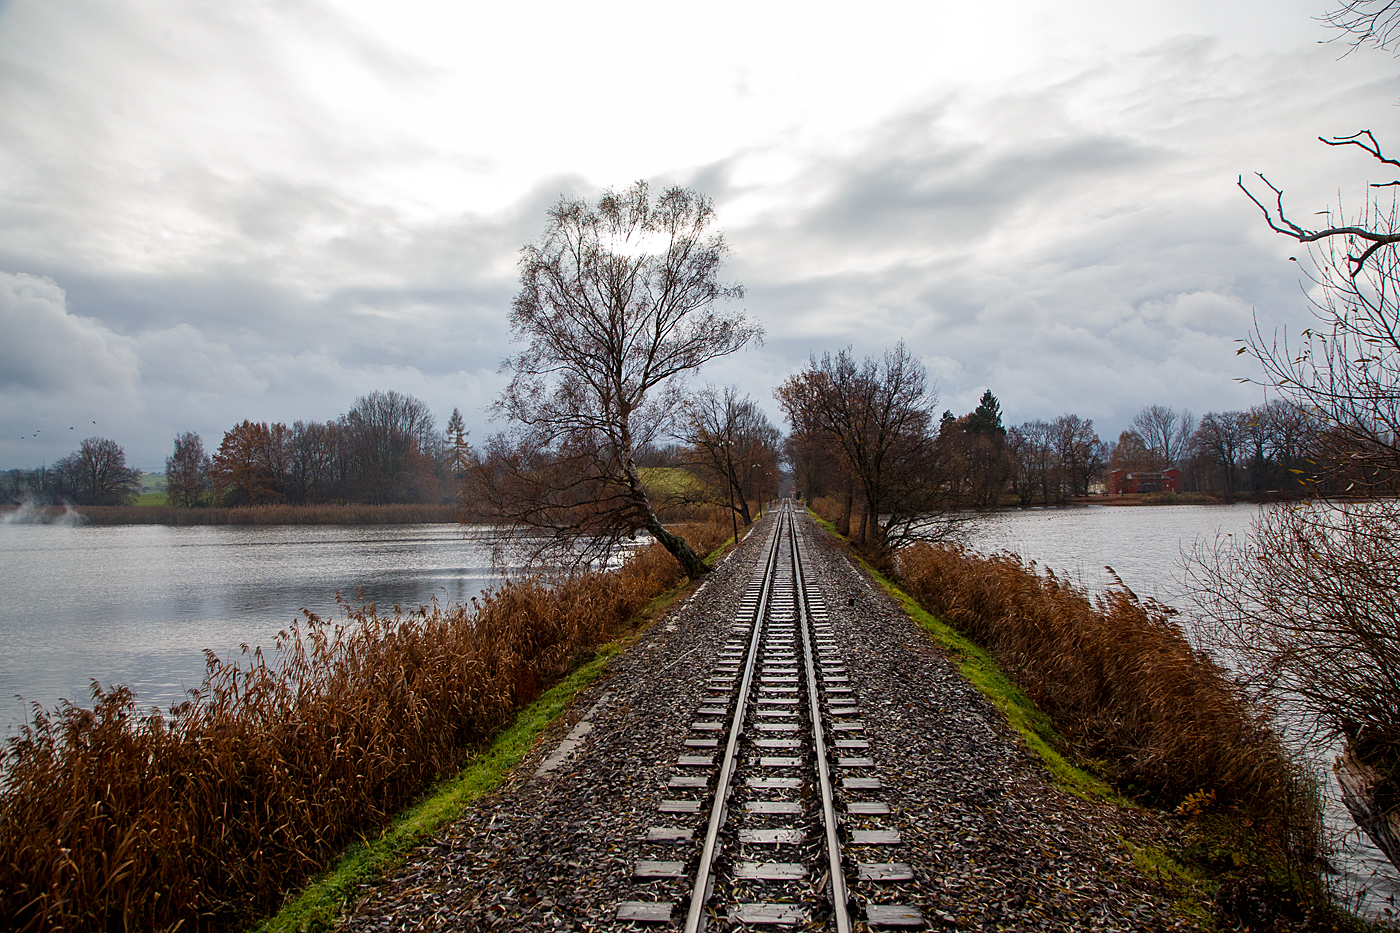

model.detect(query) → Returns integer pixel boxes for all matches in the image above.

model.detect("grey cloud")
[695,41,1378,439]
[0,170,596,466]
[0,273,137,394]
[4,4,1396,467]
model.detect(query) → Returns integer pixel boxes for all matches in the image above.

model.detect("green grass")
[252,644,624,933]
[640,466,708,499]
[132,492,168,506]
[1122,838,1217,929]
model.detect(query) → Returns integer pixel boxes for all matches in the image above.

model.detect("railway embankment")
[335,508,1300,932]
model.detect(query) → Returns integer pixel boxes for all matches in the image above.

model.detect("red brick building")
[1107,468,1180,495]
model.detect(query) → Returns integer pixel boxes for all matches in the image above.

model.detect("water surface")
[0,523,500,730]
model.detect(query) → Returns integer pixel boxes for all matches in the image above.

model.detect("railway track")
[616,501,924,930]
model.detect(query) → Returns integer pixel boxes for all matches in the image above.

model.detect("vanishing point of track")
[616,501,924,930]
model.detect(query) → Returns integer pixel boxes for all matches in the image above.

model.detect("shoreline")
[0,502,461,526]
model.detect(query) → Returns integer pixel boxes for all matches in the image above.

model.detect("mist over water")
[969,503,1399,921]
[0,499,87,526]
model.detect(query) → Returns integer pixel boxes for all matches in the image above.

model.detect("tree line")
[0,391,473,508]
[1,437,143,506]
[166,391,472,507]
[0,382,1347,518]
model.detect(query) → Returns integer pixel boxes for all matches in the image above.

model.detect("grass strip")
[253,643,623,933]
[805,512,1120,804]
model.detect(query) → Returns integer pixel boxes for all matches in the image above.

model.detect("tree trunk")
[641,508,709,578]
[623,442,708,579]
[1336,742,1400,873]
[839,486,853,536]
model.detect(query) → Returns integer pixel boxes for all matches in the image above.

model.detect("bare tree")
[1189,503,1400,867]
[1050,414,1105,498]
[475,182,758,578]
[342,390,440,503]
[777,342,961,552]
[53,437,140,506]
[1108,429,1152,475]
[286,421,338,504]
[1130,405,1195,469]
[1006,420,1055,508]
[1323,0,1400,53]
[165,432,212,507]
[680,385,781,529]
[1209,0,1400,869]
[776,373,860,532]
[1190,411,1250,496]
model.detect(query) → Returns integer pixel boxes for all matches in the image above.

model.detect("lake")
[0,522,503,733]
[967,500,1255,605]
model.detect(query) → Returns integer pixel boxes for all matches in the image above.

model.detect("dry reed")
[0,519,726,932]
[895,543,1321,862]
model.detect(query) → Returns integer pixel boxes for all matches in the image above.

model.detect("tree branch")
[1239,171,1400,277]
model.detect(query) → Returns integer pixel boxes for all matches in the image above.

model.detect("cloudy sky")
[1,0,1396,469]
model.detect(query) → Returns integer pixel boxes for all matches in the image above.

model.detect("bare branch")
[1321,0,1400,53]
[1321,129,1400,178]
[1239,171,1400,276]
[479,182,758,577]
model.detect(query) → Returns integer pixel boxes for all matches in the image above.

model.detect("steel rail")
[790,510,852,933]
[683,509,785,933]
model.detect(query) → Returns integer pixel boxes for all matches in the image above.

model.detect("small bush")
[1136,491,1217,506]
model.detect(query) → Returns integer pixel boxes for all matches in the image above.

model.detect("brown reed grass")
[895,543,1322,865]
[0,518,727,932]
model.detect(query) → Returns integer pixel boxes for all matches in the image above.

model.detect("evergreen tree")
[965,390,1005,437]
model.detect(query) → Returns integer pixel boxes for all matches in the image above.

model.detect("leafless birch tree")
[472,182,758,578]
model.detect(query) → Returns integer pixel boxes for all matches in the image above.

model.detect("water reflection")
[969,503,1398,920]
[0,523,504,733]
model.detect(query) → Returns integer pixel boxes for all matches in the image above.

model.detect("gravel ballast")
[338,512,1194,932]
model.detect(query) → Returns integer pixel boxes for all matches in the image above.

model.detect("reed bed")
[895,543,1321,862]
[0,519,727,933]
